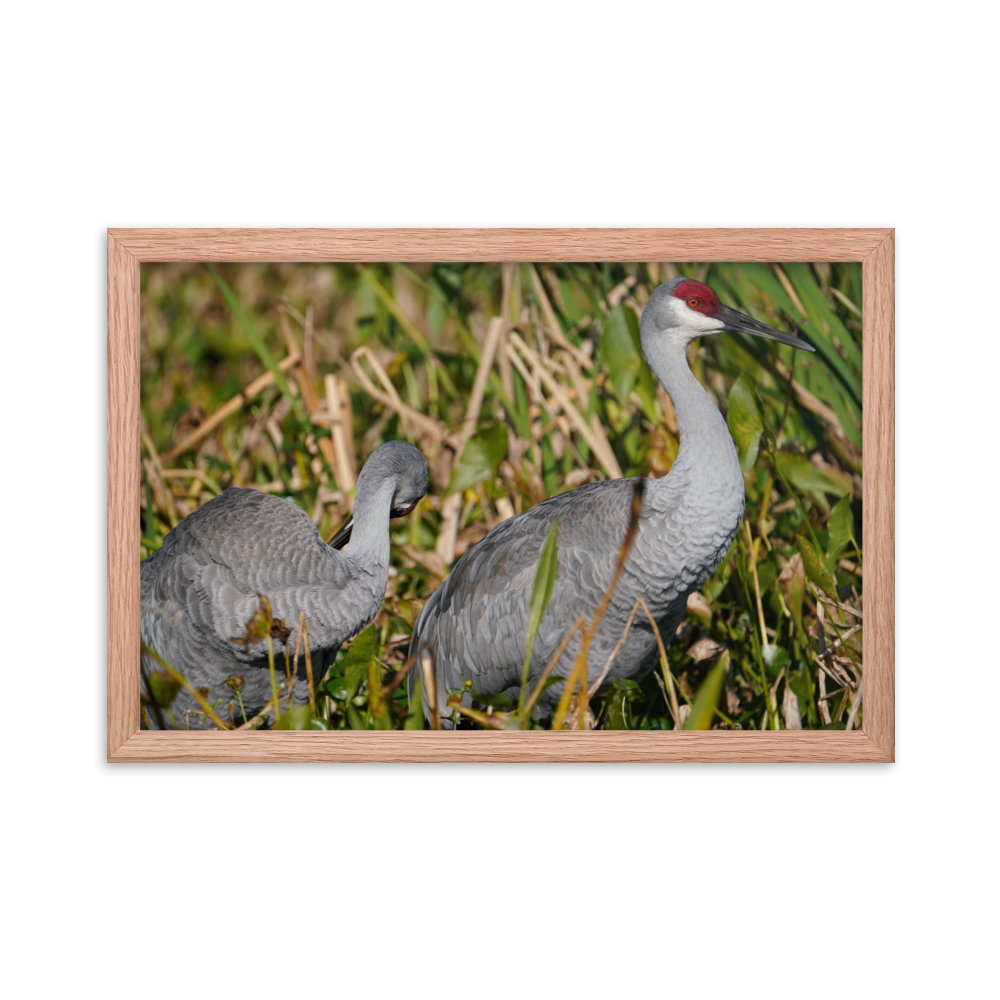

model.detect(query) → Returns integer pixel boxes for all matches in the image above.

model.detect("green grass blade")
[360,267,432,358]
[801,358,862,444]
[727,375,763,473]
[795,535,838,599]
[517,518,559,718]
[203,264,307,423]
[683,650,729,730]
[449,422,509,494]
[403,673,425,730]
[784,263,862,368]
[826,495,855,568]
[395,264,483,361]
[732,263,799,318]
[780,264,861,404]
[344,624,377,702]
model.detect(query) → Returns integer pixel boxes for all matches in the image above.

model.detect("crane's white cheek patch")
[687,311,725,334]
[667,297,725,334]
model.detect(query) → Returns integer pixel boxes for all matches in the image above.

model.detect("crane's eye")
[687,297,700,308]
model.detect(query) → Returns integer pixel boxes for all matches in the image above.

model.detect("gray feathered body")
[140,490,376,728]
[411,321,745,721]
[140,440,427,729]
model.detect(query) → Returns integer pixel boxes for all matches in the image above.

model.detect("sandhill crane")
[140,439,427,729]
[410,278,815,725]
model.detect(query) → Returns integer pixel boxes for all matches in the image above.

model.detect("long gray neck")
[342,472,395,567]
[640,331,741,493]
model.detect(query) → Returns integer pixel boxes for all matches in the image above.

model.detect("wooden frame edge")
[108,234,141,759]
[107,228,895,763]
[108,228,893,262]
[860,230,895,761]
[108,729,893,763]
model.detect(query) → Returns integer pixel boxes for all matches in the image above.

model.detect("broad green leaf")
[324,675,347,701]
[727,375,764,473]
[147,670,180,709]
[826,496,855,568]
[344,624,377,701]
[683,650,730,730]
[345,703,367,730]
[274,705,313,730]
[600,305,643,405]
[604,696,628,730]
[796,536,838,599]
[448,421,509,494]
[776,453,853,501]
[756,555,777,596]
[403,674,424,730]
[517,518,559,717]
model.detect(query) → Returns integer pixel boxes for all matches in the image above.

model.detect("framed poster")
[108,229,895,761]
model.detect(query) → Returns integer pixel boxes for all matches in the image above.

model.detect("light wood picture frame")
[108,228,894,763]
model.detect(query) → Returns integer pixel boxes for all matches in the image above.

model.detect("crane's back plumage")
[140,440,427,729]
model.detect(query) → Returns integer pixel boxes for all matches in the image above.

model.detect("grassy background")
[140,260,863,731]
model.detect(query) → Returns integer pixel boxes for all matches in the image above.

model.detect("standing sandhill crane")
[410,278,815,724]
[140,439,427,729]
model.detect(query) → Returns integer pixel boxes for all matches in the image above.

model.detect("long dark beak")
[718,304,815,352]
[328,513,353,549]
